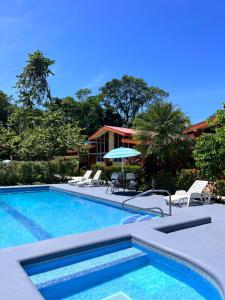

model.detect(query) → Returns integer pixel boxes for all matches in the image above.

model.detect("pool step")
[29,247,148,299]
[103,292,132,300]
[122,214,158,225]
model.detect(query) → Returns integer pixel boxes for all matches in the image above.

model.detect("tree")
[101,104,123,127]
[15,50,55,108]
[17,109,86,160]
[0,125,21,158]
[100,75,168,126]
[0,90,12,127]
[56,123,86,155]
[7,106,43,134]
[47,94,123,136]
[75,88,92,101]
[193,105,225,180]
[133,101,192,172]
[18,128,54,160]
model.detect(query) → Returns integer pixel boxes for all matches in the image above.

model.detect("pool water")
[0,189,156,248]
[23,240,222,300]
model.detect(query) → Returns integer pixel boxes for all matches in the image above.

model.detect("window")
[96,132,109,162]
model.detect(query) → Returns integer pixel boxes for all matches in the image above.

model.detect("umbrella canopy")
[103,147,141,159]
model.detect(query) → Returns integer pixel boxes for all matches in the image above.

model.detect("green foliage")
[100,75,168,126]
[57,159,79,178]
[0,159,79,186]
[133,101,193,174]
[193,105,225,180]
[7,107,43,134]
[75,88,92,101]
[138,169,199,194]
[47,94,122,136]
[17,161,36,184]
[152,171,176,193]
[137,170,175,193]
[90,164,142,181]
[15,50,55,108]
[215,180,225,198]
[0,162,18,185]
[134,101,190,155]
[0,109,86,161]
[193,134,222,180]
[0,90,13,127]
[0,126,21,158]
[175,169,199,191]
[19,128,54,160]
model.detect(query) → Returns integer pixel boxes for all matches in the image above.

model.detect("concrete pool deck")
[0,184,225,299]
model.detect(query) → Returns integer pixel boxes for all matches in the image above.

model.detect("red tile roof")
[89,125,136,140]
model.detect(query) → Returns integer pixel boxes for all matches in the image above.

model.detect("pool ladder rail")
[121,189,172,217]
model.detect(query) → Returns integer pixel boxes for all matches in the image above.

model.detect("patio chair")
[165,180,210,206]
[106,172,123,193]
[126,173,138,191]
[78,170,103,187]
[68,170,92,185]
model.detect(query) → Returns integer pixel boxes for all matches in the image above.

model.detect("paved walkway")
[52,184,179,216]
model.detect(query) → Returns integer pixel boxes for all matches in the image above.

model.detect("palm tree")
[133,101,191,170]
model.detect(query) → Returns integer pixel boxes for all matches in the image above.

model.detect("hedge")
[90,164,142,181]
[175,169,199,191]
[0,159,79,186]
[90,166,201,194]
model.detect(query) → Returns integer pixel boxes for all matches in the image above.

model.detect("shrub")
[175,169,199,191]
[0,159,79,186]
[152,171,176,193]
[57,158,79,178]
[17,161,34,184]
[193,106,225,180]
[90,164,142,181]
[138,171,176,193]
[0,162,18,185]
[215,180,225,199]
[44,162,59,184]
[138,169,200,194]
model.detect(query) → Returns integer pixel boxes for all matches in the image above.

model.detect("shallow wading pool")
[0,188,156,248]
[23,239,223,300]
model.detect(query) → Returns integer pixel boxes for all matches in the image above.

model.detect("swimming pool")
[0,188,156,248]
[23,239,222,300]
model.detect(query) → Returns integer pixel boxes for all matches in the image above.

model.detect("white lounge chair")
[78,170,103,187]
[68,170,92,185]
[165,180,210,206]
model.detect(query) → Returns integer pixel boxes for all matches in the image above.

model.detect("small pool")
[0,188,156,248]
[23,239,222,300]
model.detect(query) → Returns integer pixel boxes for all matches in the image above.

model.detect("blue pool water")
[0,189,156,248]
[24,240,222,300]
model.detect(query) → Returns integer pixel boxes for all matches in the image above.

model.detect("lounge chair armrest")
[175,190,187,195]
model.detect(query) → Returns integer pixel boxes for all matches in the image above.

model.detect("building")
[183,116,216,138]
[85,125,139,165]
[79,118,216,166]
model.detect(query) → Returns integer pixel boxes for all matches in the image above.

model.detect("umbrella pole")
[122,158,125,191]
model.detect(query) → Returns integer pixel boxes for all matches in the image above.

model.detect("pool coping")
[0,184,225,300]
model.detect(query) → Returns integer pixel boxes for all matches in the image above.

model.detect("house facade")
[78,118,215,166]
[85,125,138,165]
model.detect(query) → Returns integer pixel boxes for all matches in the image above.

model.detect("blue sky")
[0,0,225,123]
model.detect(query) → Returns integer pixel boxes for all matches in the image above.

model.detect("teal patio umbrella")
[103,147,141,189]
